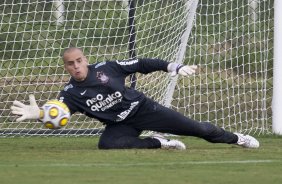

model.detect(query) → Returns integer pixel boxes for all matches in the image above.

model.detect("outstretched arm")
[115,58,197,76]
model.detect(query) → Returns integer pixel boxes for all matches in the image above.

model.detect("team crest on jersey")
[96,71,109,84]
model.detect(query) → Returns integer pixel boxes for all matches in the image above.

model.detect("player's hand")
[168,63,198,77]
[10,94,42,122]
[176,65,198,76]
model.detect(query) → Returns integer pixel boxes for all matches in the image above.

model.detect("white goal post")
[273,0,282,134]
[0,0,278,136]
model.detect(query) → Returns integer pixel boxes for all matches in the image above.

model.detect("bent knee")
[98,137,128,149]
[98,139,115,149]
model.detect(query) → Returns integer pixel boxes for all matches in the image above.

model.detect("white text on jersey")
[116,59,138,65]
[116,101,139,122]
[86,91,122,112]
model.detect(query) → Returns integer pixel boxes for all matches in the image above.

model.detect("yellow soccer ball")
[41,100,70,129]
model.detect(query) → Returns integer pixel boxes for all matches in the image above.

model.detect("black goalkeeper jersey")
[59,58,169,124]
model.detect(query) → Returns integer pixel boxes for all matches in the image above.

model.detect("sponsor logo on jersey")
[64,84,73,91]
[86,91,122,112]
[95,61,106,68]
[116,101,139,122]
[116,59,138,66]
[80,90,87,95]
[96,71,109,84]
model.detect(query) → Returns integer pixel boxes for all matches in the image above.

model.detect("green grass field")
[0,135,282,184]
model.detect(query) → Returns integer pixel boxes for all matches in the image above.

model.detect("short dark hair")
[62,47,82,56]
[62,47,83,62]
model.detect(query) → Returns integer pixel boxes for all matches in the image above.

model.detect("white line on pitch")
[0,160,279,167]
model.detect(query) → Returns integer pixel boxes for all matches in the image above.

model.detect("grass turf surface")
[0,135,281,184]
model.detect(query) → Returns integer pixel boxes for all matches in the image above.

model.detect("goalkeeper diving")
[11,47,259,149]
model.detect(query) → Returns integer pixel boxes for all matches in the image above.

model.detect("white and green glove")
[10,94,43,122]
[167,63,198,77]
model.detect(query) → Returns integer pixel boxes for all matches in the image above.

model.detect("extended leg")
[124,98,238,144]
[125,98,259,148]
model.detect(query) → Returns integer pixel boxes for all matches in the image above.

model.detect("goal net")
[0,0,273,136]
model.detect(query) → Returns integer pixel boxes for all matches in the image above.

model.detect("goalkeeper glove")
[10,94,43,122]
[167,63,198,77]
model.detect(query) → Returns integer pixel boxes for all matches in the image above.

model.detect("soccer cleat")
[234,133,259,148]
[151,134,186,150]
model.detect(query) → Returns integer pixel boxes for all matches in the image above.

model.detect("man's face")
[63,49,89,82]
